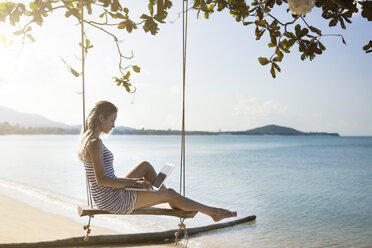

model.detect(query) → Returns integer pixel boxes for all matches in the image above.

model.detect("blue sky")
[0,1,371,135]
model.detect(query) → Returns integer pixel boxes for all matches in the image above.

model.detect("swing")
[76,0,256,245]
[76,0,197,242]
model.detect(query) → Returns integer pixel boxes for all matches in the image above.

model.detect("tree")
[0,0,371,89]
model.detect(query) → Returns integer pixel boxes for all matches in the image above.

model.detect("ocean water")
[0,135,371,248]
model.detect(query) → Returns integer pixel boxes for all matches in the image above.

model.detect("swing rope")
[175,0,189,247]
[179,0,188,198]
[79,1,94,241]
[79,0,191,244]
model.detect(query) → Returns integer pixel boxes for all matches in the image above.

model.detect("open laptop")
[126,163,175,192]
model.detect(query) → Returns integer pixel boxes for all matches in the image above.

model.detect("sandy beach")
[0,194,173,247]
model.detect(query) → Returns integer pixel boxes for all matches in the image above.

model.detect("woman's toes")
[211,208,237,222]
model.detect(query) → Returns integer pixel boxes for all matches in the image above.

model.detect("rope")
[83,214,93,241]
[85,175,93,207]
[79,0,191,243]
[176,0,189,247]
[174,218,189,248]
[80,0,94,241]
[81,0,86,132]
[179,0,188,198]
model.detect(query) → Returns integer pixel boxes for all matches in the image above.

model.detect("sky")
[0,1,371,135]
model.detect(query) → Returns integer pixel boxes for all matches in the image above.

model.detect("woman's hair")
[78,101,118,162]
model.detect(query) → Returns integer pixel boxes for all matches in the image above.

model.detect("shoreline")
[0,194,174,247]
[0,194,116,244]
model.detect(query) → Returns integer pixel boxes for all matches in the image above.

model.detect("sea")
[0,135,371,248]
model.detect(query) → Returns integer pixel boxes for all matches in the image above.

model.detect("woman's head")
[78,101,118,161]
[84,101,118,134]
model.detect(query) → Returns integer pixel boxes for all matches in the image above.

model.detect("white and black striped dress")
[84,142,137,214]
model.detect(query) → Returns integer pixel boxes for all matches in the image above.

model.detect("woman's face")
[99,112,117,134]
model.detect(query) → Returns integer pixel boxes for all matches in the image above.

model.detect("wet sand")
[0,194,174,247]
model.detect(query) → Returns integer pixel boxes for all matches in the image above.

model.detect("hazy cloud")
[233,96,288,117]
[232,95,289,129]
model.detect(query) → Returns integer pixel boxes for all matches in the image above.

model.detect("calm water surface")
[0,135,371,248]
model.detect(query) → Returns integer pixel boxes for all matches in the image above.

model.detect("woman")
[78,101,237,222]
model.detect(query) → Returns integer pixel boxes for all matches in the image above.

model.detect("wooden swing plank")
[78,205,198,218]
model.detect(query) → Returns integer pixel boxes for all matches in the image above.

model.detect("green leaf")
[108,12,117,19]
[255,19,267,27]
[70,68,80,77]
[243,21,254,26]
[143,18,159,35]
[0,35,6,46]
[275,48,283,58]
[309,26,322,35]
[363,41,372,50]
[140,14,151,20]
[0,2,6,11]
[148,3,154,16]
[132,65,141,73]
[339,18,346,29]
[123,82,131,93]
[29,2,37,11]
[318,41,325,51]
[280,47,290,53]
[126,21,134,33]
[275,49,284,61]
[13,30,23,36]
[118,21,126,29]
[114,77,121,86]
[300,28,308,37]
[295,24,301,36]
[26,34,35,42]
[329,18,338,27]
[116,13,126,19]
[270,63,276,78]
[288,38,296,47]
[273,62,281,72]
[123,71,131,80]
[256,29,266,40]
[258,57,270,65]
[270,35,277,45]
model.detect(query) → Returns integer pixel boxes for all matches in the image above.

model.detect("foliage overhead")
[0,0,371,89]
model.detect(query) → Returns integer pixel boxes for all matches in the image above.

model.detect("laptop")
[126,163,175,192]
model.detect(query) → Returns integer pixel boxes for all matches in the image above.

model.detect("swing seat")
[78,205,198,218]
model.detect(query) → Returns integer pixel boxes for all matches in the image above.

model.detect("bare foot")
[211,208,237,222]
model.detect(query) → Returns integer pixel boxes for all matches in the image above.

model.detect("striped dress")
[83,141,137,214]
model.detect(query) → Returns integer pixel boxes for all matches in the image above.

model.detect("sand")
[0,194,173,247]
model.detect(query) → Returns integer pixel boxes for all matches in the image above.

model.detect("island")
[0,122,339,136]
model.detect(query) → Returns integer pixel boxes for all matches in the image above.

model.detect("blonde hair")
[78,101,118,162]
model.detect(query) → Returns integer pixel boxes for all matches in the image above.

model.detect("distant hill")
[0,106,339,136]
[222,125,339,136]
[0,106,134,134]
[0,106,70,128]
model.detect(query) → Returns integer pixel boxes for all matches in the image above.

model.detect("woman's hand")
[119,178,153,190]
[135,178,153,191]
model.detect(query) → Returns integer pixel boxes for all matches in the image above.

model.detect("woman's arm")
[87,139,151,189]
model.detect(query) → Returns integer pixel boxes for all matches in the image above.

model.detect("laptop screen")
[152,163,175,188]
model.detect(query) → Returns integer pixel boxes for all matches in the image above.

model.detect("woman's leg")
[125,161,157,183]
[133,188,237,222]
